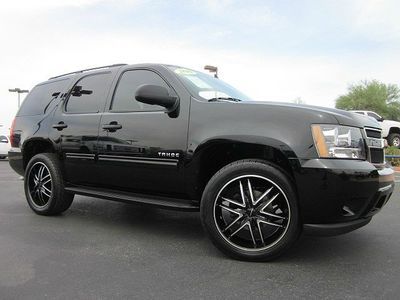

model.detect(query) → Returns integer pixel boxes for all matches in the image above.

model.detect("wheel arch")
[185,136,300,200]
[22,138,56,170]
[388,127,400,135]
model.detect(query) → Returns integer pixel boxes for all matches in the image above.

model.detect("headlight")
[311,125,366,159]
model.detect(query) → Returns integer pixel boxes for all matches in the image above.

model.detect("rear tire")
[200,159,300,261]
[24,153,74,215]
[387,133,400,148]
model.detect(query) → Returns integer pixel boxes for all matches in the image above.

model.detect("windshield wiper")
[208,97,242,102]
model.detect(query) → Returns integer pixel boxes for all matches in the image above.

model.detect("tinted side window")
[17,78,70,116]
[111,70,168,112]
[66,73,111,114]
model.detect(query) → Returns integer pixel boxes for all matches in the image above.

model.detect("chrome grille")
[364,127,384,164]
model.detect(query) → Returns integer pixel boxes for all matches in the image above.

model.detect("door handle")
[52,121,68,130]
[102,122,122,132]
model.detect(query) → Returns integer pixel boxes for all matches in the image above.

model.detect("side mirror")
[378,117,384,122]
[135,85,178,113]
[0,138,8,143]
[71,86,93,97]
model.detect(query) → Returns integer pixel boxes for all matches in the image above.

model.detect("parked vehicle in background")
[0,134,10,159]
[352,110,400,147]
[8,64,395,261]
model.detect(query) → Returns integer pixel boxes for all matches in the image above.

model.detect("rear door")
[49,71,116,186]
[96,67,190,195]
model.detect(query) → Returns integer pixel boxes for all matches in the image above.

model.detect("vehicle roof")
[34,63,183,87]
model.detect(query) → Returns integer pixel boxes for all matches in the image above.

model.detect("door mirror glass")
[135,84,177,111]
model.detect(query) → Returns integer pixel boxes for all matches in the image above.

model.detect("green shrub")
[385,146,400,166]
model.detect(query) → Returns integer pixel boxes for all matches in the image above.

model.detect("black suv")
[9,64,394,261]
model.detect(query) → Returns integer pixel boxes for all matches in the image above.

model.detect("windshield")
[168,66,253,102]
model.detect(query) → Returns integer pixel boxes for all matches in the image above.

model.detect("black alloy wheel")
[27,162,53,208]
[24,153,74,215]
[213,174,290,251]
[201,160,300,261]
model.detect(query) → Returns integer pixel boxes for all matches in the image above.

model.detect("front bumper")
[294,159,394,235]
[303,217,372,236]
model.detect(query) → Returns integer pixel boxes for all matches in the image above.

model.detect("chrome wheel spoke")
[228,220,249,238]
[219,205,244,232]
[248,222,257,247]
[247,179,255,206]
[42,178,51,185]
[219,204,242,215]
[257,215,284,228]
[37,189,45,205]
[41,173,50,182]
[42,185,51,194]
[257,220,265,245]
[221,196,246,208]
[239,180,250,208]
[260,193,279,213]
[259,210,286,220]
[41,187,51,198]
[254,186,273,206]
[38,166,45,180]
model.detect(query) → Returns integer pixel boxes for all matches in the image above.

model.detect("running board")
[64,186,200,211]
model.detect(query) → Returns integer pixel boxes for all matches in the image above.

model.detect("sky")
[1,0,400,130]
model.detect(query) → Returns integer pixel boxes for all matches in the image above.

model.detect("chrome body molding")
[97,155,178,166]
[65,153,178,166]
[65,153,95,160]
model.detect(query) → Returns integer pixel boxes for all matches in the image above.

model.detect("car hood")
[382,119,400,127]
[239,101,382,130]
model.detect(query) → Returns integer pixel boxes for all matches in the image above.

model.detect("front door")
[96,68,189,195]
[49,71,115,186]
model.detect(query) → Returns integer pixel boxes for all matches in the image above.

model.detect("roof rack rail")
[49,63,127,80]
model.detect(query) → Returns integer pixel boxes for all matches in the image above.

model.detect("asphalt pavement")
[0,159,399,299]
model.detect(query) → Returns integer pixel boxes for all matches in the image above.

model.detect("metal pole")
[8,88,29,109]
[204,65,219,78]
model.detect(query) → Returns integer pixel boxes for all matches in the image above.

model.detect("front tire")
[387,133,400,148]
[200,160,300,261]
[24,153,74,215]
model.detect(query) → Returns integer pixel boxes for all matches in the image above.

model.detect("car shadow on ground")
[67,197,205,241]
[61,196,374,263]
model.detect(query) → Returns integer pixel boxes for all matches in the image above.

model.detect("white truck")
[352,110,400,147]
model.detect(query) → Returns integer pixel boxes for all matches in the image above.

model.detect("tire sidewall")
[201,160,300,261]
